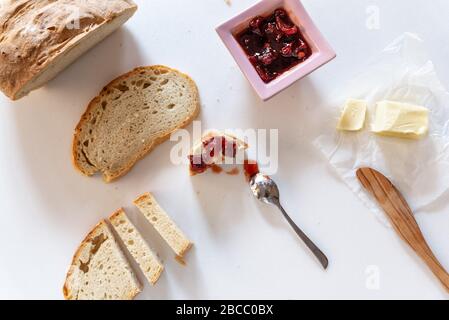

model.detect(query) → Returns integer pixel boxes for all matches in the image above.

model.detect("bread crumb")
[224,0,232,6]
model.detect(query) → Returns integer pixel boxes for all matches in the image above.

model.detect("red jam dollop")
[236,8,312,83]
[244,160,260,181]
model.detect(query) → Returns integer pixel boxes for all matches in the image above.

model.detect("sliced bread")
[63,220,141,300]
[72,65,200,182]
[189,129,249,175]
[109,209,164,285]
[134,192,193,258]
[0,0,138,100]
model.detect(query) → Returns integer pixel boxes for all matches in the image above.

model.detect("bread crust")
[63,220,104,300]
[72,65,201,182]
[109,208,126,221]
[0,0,138,100]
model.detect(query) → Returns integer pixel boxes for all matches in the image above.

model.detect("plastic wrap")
[314,33,449,223]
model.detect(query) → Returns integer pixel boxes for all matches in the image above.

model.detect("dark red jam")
[189,136,238,175]
[236,8,312,83]
[244,160,260,181]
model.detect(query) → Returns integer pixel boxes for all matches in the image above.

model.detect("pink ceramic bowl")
[216,0,336,101]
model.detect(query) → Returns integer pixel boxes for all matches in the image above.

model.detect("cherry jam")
[244,160,260,181]
[189,136,238,175]
[236,8,312,83]
[189,137,261,181]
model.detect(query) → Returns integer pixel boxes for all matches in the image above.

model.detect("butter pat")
[337,99,367,131]
[372,101,429,139]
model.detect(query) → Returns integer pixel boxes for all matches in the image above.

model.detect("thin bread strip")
[109,209,164,285]
[63,220,141,300]
[134,192,193,258]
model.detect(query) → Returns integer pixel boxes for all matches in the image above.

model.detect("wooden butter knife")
[356,167,449,293]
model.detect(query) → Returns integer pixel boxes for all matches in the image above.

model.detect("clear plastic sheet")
[314,33,449,223]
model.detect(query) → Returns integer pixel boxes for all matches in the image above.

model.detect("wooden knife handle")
[357,167,449,293]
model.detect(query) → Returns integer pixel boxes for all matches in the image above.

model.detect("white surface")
[0,0,448,300]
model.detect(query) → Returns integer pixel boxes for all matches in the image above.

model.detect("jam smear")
[189,137,261,181]
[189,136,238,175]
[236,8,312,83]
[226,167,240,176]
[211,165,223,174]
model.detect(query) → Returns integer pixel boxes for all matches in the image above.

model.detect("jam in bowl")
[236,8,311,83]
[216,0,336,100]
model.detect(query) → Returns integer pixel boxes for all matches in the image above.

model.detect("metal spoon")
[250,173,329,269]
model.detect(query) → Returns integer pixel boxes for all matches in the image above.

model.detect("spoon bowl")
[250,173,280,205]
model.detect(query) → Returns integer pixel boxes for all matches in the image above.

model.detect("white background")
[0,0,448,300]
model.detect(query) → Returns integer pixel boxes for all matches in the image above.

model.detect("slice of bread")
[0,0,137,100]
[109,209,164,285]
[189,129,249,175]
[72,65,200,182]
[63,220,141,300]
[134,193,193,258]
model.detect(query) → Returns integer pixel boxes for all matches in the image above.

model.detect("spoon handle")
[274,201,329,269]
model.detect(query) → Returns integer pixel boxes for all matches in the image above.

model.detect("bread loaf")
[0,0,137,100]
